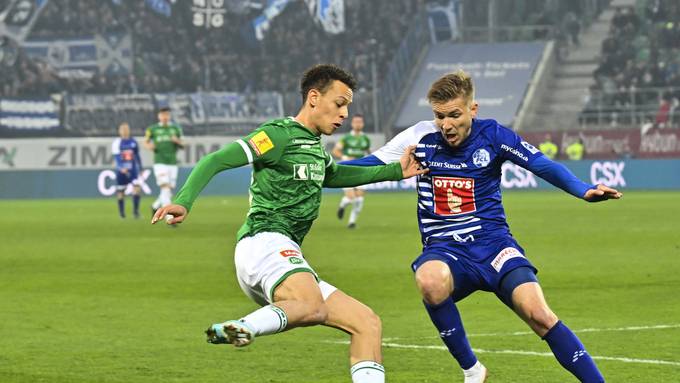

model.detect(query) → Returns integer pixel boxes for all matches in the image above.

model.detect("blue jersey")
[368,119,593,257]
[112,137,142,174]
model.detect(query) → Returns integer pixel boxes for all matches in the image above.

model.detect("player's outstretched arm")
[150,141,250,225]
[324,145,428,188]
[583,184,622,202]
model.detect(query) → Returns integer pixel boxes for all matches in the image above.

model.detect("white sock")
[463,361,486,380]
[340,196,352,208]
[160,187,172,206]
[152,197,162,209]
[351,361,385,383]
[240,305,288,336]
[349,197,363,224]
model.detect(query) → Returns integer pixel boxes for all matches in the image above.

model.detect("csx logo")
[0,147,17,167]
[501,163,537,189]
[590,161,626,187]
[433,178,473,190]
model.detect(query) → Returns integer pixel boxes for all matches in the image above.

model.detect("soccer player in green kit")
[332,114,371,228]
[152,64,427,383]
[144,106,184,217]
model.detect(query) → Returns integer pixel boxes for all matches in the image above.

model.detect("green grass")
[1,191,679,382]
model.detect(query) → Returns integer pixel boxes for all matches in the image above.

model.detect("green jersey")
[145,123,183,165]
[340,132,371,158]
[173,117,403,245]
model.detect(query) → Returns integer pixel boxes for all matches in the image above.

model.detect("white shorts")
[342,185,366,192]
[234,232,338,306]
[153,164,178,188]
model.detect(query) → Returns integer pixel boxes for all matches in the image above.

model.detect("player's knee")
[356,307,382,337]
[415,274,452,305]
[303,301,329,325]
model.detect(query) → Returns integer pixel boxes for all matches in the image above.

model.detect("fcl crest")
[472,148,490,168]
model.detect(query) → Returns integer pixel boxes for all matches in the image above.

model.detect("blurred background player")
[111,122,142,219]
[144,106,184,218]
[332,114,371,228]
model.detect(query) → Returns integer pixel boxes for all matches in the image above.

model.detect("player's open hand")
[583,184,622,202]
[152,204,188,225]
[400,145,429,178]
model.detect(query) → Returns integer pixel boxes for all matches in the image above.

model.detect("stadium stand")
[584,0,680,128]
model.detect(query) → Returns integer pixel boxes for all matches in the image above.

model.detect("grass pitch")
[1,191,679,382]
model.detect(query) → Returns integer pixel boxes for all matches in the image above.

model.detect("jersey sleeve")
[494,124,594,198]
[238,124,287,166]
[111,139,122,168]
[372,124,420,163]
[323,157,403,188]
[144,127,153,142]
[173,141,250,211]
[494,124,544,166]
[133,139,142,168]
[175,125,183,138]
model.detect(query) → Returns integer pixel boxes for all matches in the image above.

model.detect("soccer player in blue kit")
[343,70,621,382]
[112,122,143,218]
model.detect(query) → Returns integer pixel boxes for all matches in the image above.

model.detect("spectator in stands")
[538,134,559,159]
[565,139,585,160]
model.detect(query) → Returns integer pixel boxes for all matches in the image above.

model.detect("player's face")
[310,80,353,136]
[351,116,364,132]
[119,124,130,138]
[158,111,171,125]
[431,97,478,148]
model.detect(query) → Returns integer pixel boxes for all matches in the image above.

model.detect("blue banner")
[396,42,545,128]
[1,159,679,199]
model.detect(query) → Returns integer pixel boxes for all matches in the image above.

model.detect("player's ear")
[469,100,479,118]
[308,89,320,108]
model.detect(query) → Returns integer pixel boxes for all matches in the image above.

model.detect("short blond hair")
[427,70,474,104]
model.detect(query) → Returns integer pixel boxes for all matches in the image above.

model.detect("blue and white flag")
[305,0,344,34]
[145,0,172,17]
[0,98,60,131]
[252,0,292,41]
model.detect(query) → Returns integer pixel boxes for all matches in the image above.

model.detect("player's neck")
[293,111,320,136]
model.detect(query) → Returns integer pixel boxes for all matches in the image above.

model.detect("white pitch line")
[468,323,680,338]
[324,340,680,367]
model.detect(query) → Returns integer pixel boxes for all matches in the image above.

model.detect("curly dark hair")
[300,64,357,103]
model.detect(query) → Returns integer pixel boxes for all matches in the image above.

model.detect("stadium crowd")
[2,0,421,97]
[587,0,680,127]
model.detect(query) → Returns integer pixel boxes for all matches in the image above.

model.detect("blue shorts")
[411,236,538,306]
[116,169,139,189]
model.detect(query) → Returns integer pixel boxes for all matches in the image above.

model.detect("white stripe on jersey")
[237,139,254,164]
[418,182,431,188]
[420,200,433,206]
[421,218,481,233]
[418,191,433,197]
[420,216,476,223]
[429,225,482,238]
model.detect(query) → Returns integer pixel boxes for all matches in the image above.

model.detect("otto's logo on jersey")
[432,176,476,216]
[249,131,274,156]
[472,148,490,168]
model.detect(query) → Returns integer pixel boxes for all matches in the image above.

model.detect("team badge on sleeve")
[249,131,274,156]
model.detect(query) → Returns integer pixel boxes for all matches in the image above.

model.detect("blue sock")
[117,198,125,217]
[543,321,604,382]
[132,194,140,216]
[424,297,477,370]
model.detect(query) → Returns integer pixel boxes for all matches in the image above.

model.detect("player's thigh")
[153,164,170,187]
[273,272,324,304]
[234,232,320,306]
[355,188,365,197]
[343,188,356,198]
[322,288,380,335]
[167,165,178,188]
